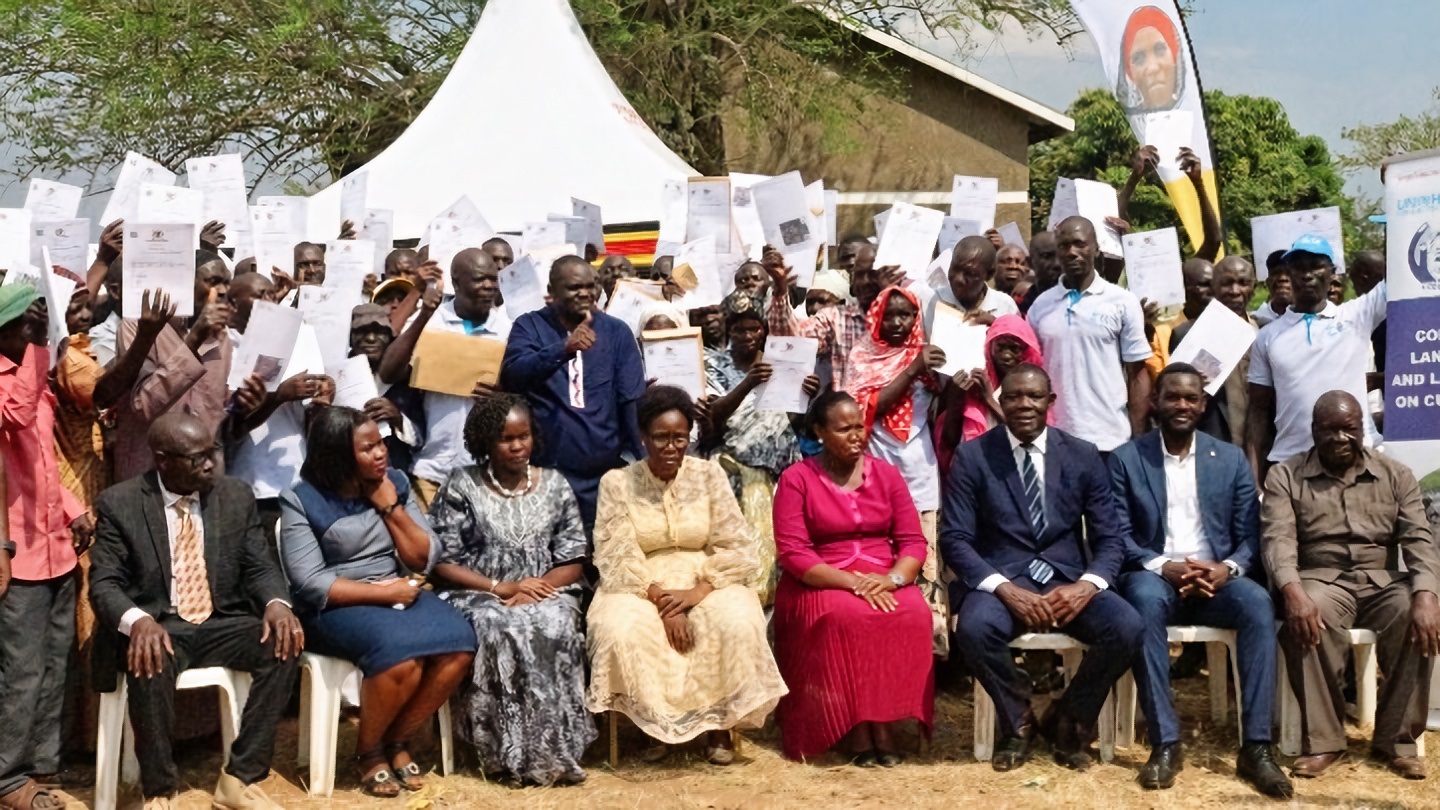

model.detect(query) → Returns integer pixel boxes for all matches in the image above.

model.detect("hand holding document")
[950,175,999,232]
[340,174,368,231]
[31,219,90,277]
[1169,299,1257,395]
[1250,206,1346,279]
[185,154,249,232]
[998,222,1027,251]
[754,335,818,414]
[123,223,197,318]
[606,278,665,337]
[641,327,706,400]
[1071,179,1124,258]
[228,301,304,391]
[752,171,818,251]
[687,177,733,253]
[410,330,506,396]
[101,152,176,226]
[875,203,945,283]
[498,256,546,316]
[1121,227,1184,309]
[930,302,989,377]
[333,354,382,411]
[1140,110,1195,171]
[24,179,83,222]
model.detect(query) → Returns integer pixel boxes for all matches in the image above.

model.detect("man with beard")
[500,256,645,531]
[379,247,510,509]
[1263,391,1439,780]
[1018,231,1063,316]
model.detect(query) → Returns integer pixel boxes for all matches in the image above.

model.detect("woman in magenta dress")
[771,390,934,766]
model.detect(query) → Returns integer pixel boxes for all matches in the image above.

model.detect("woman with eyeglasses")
[585,385,786,765]
[279,406,477,797]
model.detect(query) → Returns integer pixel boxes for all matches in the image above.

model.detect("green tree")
[0,0,1073,189]
[1340,87,1440,174]
[1029,88,1355,258]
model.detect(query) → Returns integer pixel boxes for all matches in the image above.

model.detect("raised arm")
[1180,148,1223,263]
[499,314,572,392]
[377,285,441,385]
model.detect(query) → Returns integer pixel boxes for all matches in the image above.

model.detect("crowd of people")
[0,146,1437,810]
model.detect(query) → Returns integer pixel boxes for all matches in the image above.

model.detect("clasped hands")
[1160,557,1230,598]
[648,581,715,654]
[850,572,899,613]
[996,580,1098,632]
[493,577,558,608]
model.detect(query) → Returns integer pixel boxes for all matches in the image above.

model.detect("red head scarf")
[1121,6,1180,80]
[844,285,938,441]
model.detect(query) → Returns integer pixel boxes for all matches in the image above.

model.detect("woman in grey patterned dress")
[430,395,596,785]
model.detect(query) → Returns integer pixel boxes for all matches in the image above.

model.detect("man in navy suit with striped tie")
[941,364,1142,772]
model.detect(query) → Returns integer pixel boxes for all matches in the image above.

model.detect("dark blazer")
[940,425,1128,590]
[88,473,290,691]
[1106,431,1259,575]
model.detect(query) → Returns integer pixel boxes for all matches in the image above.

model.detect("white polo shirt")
[1028,275,1152,452]
[406,300,511,484]
[1247,282,1386,462]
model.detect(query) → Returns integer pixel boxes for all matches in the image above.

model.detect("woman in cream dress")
[586,386,787,765]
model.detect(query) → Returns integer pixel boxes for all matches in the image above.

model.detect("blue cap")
[1282,233,1335,264]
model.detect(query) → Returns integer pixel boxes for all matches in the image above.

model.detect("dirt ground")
[54,670,1440,810]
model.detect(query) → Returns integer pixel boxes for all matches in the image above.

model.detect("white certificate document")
[686,177,732,253]
[641,328,706,401]
[101,152,176,226]
[298,285,363,374]
[324,239,376,295]
[1250,206,1346,279]
[674,235,724,309]
[931,302,989,376]
[752,171,817,252]
[228,301,304,391]
[754,335,817,414]
[340,173,368,229]
[875,203,945,282]
[874,208,892,241]
[250,206,298,279]
[537,218,581,250]
[24,179,83,222]
[939,217,985,254]
[950,175,999,231]
[361,209,394,269]
[1169,299,1258,395]
[31,219,90,276]
[136,183,204,233]
[1073,179,1124,258]
[658,179,687,245]
[998,221,1027,250]
[1048,178,1078,231]
[185,154,249,231]
[606,279,665,337]
[429,219,489,275]
[0,208,34,272]
[729,173,769,258]
[423,195,494,246]
[499,255,546,316]
[333,354,381,411]
[39,251,75,369]
[571,198,604,253]
[1141,110,1195,169]
[824,189,839,246]
[257,195,310,235]
[1122,227,1185,308]
[123,223,197,318]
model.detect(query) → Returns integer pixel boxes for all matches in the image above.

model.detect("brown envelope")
[410,330,506,397]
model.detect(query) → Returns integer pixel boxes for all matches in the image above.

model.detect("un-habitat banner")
[1070,0,1220,253]
[1382,147,1440,491]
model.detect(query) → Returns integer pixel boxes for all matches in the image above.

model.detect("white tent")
[305,0,696,240]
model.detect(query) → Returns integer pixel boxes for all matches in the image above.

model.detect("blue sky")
[912,0,1439,197]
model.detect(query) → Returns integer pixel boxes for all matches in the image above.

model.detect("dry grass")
[56,672,1440,810]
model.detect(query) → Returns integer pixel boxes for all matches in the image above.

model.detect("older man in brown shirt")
[1262,391,1440,780]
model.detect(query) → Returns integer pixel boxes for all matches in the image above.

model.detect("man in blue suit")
[942,364,1141,772]
[1108,363,1291,797]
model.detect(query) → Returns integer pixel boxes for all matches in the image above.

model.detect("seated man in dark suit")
[1108,363,1291,797]
[941,364,1142,772]
[90,414,303,810]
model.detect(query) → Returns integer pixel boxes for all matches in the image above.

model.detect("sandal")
[0,780,61,810]
[355,749,401,798]
[384,742,426,791]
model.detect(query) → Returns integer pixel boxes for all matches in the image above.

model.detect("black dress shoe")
[992,735,1032,772]
[877,752,904,768]
[1138,743,1184,789]
[849,750,878,768]
[1039,709,1092,771]
[1237,742,1294,798]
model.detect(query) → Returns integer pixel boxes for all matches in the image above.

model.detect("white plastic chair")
[971,632,1117,763]
[1113,626,1241,750]
[297,652,454,797]
[94,667,252,810]
[1277,628,1378,757]
[1429,666,1440,732]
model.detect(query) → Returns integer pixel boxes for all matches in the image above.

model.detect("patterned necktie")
[1020,444,1054,586]
[172,496,213,625]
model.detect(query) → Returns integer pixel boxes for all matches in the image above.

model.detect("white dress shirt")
[1142,436,1216,573]
[976,428,1110,593]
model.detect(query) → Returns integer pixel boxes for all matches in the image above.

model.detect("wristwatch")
[888,572,906,589]
[1222,560,1241,579]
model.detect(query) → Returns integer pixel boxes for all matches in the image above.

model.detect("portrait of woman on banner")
[1116,5,1187,113]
